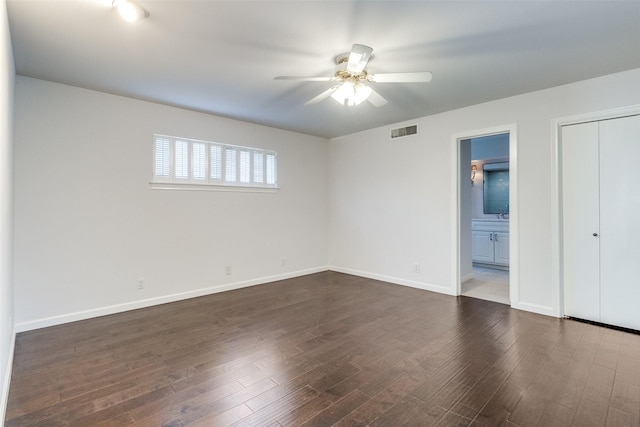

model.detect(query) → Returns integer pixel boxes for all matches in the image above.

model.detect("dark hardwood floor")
[6,271,640,426]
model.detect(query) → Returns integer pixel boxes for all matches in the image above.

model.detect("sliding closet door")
[562,122,600,322]
[599,115,640,330]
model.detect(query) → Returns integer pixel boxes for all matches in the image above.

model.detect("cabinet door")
[494,232,510,265]
[599,115,640,331]
[472,231,494,263]
[562,122,601,323]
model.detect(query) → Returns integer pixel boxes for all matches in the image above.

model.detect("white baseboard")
[329,266,457,296]
[1,325,16,426]
[15,266,328,333]
[510,301,558,318]
[14,264,561,334]
[460,272,474,283]
[330,267,563,319]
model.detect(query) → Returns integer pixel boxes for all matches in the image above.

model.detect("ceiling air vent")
[390,124,418,139]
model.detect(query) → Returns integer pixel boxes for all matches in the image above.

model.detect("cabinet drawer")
[472,220,509,233]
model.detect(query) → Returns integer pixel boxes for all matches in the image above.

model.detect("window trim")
[151,134,279,192]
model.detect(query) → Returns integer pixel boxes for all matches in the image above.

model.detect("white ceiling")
[7,0,640,138]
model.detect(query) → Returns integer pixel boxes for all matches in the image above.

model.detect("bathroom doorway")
[452,125,518,306]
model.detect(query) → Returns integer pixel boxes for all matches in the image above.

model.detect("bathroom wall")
[471,134,509,219]
[471,158,509,219]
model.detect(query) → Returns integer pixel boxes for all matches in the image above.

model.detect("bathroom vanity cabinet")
[472,220,509,266]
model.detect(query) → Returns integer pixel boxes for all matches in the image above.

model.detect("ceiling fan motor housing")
[334,57,368,82]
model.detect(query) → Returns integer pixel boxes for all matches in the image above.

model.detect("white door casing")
[451,123,518,309]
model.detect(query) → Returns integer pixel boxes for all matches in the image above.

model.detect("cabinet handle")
[593,233,598,237]
[490,233,493,241]
[494,233,498,241]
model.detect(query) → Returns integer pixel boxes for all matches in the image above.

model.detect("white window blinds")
[225,147,237,183]
[192,142,206,181]
[154,137,170,177]
[266,153,277,185]
[253,151,264,184]
[152,134,278,189]
[239,150,251,183]
[175,140,189,179]
[210,145,222,180]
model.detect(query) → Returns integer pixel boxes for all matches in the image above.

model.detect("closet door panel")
[599,115,640,330]
[561,122,600,322]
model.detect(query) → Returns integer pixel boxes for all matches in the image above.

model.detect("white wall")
[329,68,640,316]
[13,77,329,330]
[0,0,14,422]
[11,65,640,331]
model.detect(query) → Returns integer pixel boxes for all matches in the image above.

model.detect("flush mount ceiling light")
[113,0,149,22]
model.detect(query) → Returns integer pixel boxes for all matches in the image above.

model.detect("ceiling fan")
[275,44,433,107]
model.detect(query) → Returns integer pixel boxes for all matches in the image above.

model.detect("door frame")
[552,104,640,318]
[450,123,519,306]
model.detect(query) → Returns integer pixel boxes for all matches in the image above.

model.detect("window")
[152,134,278,190]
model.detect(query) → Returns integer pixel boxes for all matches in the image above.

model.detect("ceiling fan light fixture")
[277,44,428,108]
[353,84,372,105]
[331,82,372,106]
[113,0,149,22]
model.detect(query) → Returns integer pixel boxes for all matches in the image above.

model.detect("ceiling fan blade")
[346,44,373,74]
[369,71,433,83]
[274,76,334,82]
[366,88,388,107]
[304,86,340,106]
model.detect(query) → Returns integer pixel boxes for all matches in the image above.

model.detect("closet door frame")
[551,104,640,319]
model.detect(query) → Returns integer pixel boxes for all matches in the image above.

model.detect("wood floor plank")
[332,373,420,427]
[570,364,617,427]
[535,402,576,427]
[605,406,640,427]
[450,366,512,418]
[275,392,336,427]
[189,403,253,427]
[231,386,319,426]
[609,375,640,416]
[430,410,473,426]
[299,389,369,427]
[172,377,278,426]
[369,394,441,426]
[472,384,523,426]
[6,271,640,426]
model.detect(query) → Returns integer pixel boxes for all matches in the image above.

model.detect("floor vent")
[390,124,417,139]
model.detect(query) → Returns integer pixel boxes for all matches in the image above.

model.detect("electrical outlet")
[414,263,421,273]
[225,265,231,276]
[137,278,145,290]
[280,257,286,267]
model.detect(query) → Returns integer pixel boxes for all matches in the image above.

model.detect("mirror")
[483,162,509,214]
